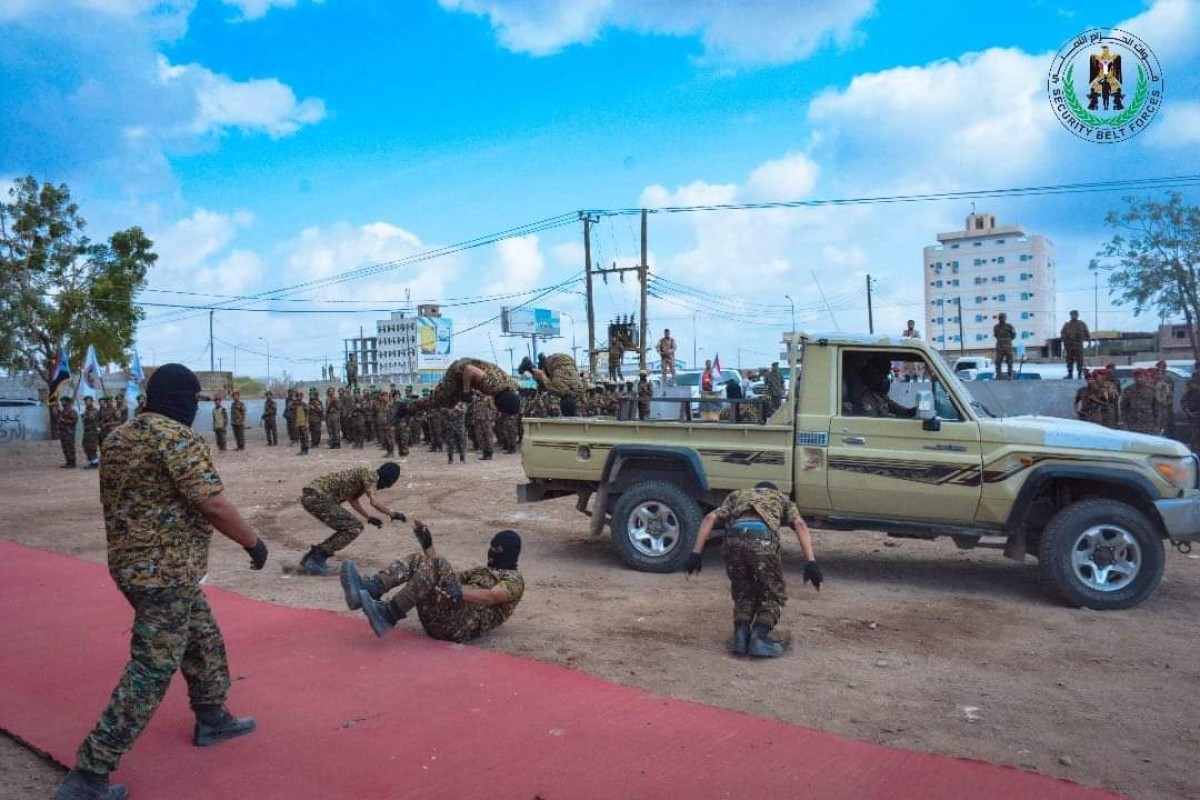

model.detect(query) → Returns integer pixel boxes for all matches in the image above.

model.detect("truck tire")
[610,480,702,573]
[1037,498,1165,610]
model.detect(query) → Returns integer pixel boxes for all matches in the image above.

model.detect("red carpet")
[0,540,1122,800]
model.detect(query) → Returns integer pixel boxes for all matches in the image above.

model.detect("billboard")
[417,315,453,369]
[502,307,561,337]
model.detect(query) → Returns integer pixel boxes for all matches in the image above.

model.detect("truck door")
[827,350,983,523]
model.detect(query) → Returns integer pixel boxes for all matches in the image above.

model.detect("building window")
[973,241,982,247]
[996,256,1005,264]
[950,244,960,249]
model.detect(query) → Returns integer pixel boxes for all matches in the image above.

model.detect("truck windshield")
[929,349,996,418]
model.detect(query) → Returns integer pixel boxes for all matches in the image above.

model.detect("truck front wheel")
[610,480,701,573]
[1038,499,1165,610]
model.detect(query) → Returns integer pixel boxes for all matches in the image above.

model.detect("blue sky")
[3,0,1198,379]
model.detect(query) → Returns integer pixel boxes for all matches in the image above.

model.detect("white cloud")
[482,234,546,296]
[1142,101,1200,148]
[1117,0,1195,64]
[152,208,255,278]
[221,0,324,22]
[197,249,264,294]
[438,0,875,64]
[159,56,327,138]
[743,153,820,202]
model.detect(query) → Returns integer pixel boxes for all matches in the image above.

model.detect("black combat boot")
[360,592,405,638]
[340,560,384,610]
[193,704,257,747]
[748,623,783,658]
[56,769,127,800]
[300,546,332,576]
[730,621,751,656]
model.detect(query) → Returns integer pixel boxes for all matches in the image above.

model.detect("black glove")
[245,539,268,570]
[390,511,407,522]
[367,516,383,529]
[684,551,703,576]
[413,524,433,551]
[518,356,535,375]
[803,561,824,591]
[440,581,463,602]
[460,390,474,403]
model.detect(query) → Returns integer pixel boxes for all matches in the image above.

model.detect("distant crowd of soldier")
[54,393,140,469]
[1074,361,1179,437]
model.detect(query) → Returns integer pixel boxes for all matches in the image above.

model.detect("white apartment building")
[923,212,1056,354]
[376,311,419,381]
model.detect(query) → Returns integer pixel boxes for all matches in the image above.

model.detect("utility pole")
[583,213,598,378]
[866,274,874,334]
[639,209,649,371]
[209,309,215,372]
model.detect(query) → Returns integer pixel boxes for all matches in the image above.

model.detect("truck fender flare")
[600,445,709,492]
[1006,464,1160,532]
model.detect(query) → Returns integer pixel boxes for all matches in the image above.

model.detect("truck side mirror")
[916,390,940,430]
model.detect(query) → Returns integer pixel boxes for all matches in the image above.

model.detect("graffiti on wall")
[0,412,28,443]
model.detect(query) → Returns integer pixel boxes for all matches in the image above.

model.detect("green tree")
[1091,193,1200,359]
[0,176,155,396]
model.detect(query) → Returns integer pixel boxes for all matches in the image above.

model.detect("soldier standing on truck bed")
[685,482,823,659]
[1060,310,1089,379]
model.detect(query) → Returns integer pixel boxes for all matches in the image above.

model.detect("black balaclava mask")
[144,363,201,427]
[488,530,522,571]
[377,461,401,490]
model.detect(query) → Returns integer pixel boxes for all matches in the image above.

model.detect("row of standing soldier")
[1074,362,1175,438]
[55,393,136,469]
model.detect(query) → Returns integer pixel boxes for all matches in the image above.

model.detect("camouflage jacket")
[537,354,585,398]
[101,413,224,590]
[712,487,801,537]
[231,399,246,426]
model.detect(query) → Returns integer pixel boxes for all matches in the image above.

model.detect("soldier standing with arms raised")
[55,364,268,800]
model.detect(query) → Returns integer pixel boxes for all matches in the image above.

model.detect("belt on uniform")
[725,520,774,540]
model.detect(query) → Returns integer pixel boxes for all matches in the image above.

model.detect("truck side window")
[931,378,963,422]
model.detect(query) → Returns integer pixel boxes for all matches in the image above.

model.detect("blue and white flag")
[76,344,103,402]
[130,349,145,383]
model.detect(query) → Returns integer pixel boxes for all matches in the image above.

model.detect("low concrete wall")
[0,405,51,443]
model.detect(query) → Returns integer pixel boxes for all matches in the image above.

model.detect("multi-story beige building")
[923,212,1056,355]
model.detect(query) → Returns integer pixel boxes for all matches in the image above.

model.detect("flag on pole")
[49,345,72,399]
[711,353,723,382]
[130,349,145,383]
[76,344,103,402]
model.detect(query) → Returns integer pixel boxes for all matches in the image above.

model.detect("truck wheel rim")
[628,501,680,557]
[1071,524,1141,593]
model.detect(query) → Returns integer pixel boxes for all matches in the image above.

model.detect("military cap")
[59,395,72,402]
[310,387,318,395]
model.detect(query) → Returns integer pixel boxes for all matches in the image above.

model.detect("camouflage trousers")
[994,346,1015,376]
[444,419,467,458]
[264,420,278,446]
[301,488,364,555]
[723,538,787,629]
[394,422,409,456]
[296,424,310,453]
[327,415,341,447]
[76,585,230,775]
[232,424,246,450]
[379,418,396,455]
[495,413,519,451]
[310,420,322,447]
[213,428,227,451]
[60,434,76,466]
[1064,345,1085,378]
[83,432,100,462]
[379,554,493,643]
[472,415,494,454]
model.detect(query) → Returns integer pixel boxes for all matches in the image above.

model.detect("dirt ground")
[2,431,1199,800]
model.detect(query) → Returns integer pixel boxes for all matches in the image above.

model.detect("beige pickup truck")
[517,333,1200,610]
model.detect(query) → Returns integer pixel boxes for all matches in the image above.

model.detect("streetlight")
[784,295,796,334]
[560,311,579,368]
[257,337,270,387]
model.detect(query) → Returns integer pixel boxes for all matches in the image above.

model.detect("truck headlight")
[1150,456,1197,490]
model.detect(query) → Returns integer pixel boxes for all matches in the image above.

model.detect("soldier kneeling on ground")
[342,521,524,643]
[686,481,822,659]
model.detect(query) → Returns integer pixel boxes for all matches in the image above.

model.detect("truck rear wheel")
[610,480,701,573]
[1037,499,1165,610]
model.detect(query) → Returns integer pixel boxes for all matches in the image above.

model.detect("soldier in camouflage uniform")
[1181,369,1200,451]
[408,357,521,418]
[495,409,520,454]
[637,370,654,420]
[298,462,405,575]
[98,396,120,455]
[1060,310,1090,379]
[390,392,409,457]
[115,394,129,424]
[362,391,376,443]
[345,521,524,643]
[521,352,584,417]
[284,390,298,443]
[470,393,497,460]
[686,482,822,658]
[1074,372,1110,425]
[764,363,785,419]
[294,393,310,455]
[58,395,78,468]
[1121,369,1163,435]
[349,394,365,448]
[1154,360,1175,440]
[211,395,228,452]
[56,364,267,800]
[308,388,324,448]
[230,390,247,450]
[993,312,1017,380]
[82,395,101,468]
[377,395,396,457]
[325,388,342,449]
[442,403,468,463]
[261,390,278,446]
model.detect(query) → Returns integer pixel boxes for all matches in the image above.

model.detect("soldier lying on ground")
[341,520,524,642]
[298,462,407,575]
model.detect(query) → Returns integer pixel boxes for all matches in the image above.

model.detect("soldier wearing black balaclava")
[57,364,269,800]
[343,523,524,643]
